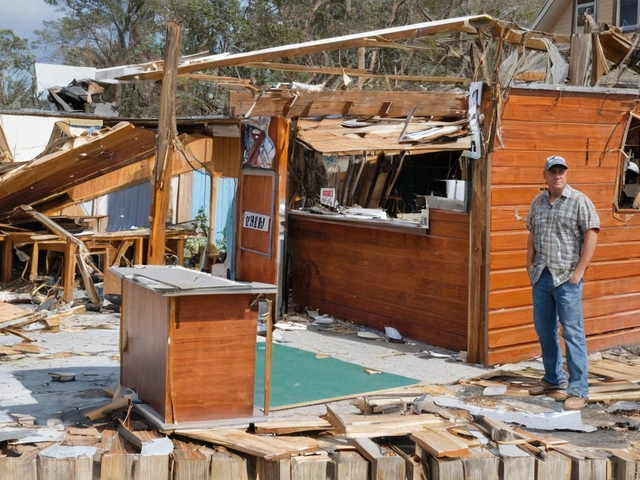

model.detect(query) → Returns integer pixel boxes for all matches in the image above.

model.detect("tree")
[35,0,163,68]
[0,30,37,109]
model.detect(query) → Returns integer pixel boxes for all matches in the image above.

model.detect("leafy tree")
[35,0,164,67]
[0,30,37,109]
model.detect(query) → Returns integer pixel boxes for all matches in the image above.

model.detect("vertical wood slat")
[37,455,92,480]
[331,451,369,480]
[0,445,38,480]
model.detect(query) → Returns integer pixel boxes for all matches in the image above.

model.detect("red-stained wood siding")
[288,210,470,352]
[487,88,638,365]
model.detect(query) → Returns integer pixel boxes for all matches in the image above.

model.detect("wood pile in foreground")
[0,394,638,480]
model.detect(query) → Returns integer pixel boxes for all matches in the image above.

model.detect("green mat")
[254,342,419,409]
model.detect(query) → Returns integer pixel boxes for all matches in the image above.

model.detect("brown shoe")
[547,390,568,401]
[563,396,587,410]
[528,380,566,396]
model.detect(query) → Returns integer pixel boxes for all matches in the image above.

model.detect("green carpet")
[254,342,420,409]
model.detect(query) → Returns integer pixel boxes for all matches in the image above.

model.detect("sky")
[0,0,64,61]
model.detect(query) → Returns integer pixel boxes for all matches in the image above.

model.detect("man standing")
[526,156,600,410]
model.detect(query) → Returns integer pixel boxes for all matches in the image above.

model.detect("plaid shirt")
[526,185,600,286]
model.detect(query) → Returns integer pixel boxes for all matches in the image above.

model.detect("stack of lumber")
[1,403,639,480]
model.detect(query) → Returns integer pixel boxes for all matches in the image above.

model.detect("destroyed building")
[2,14,640,369]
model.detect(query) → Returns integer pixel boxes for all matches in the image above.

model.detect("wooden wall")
[288,210,470,352]
[487,88,639,365]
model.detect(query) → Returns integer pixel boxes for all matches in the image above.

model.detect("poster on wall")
[243,117,275,169]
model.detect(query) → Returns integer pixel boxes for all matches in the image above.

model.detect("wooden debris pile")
[1,381,640,480]
[462,347,640,406]
[0,298,86,358]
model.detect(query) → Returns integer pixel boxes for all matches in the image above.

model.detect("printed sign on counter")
[243,211,270,232]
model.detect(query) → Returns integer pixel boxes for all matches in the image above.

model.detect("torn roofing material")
[0,122,157,220]
[296,117,470,154]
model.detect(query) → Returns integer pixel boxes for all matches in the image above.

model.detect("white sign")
[320,188,336,207]
[243,212,270,232]
[462,81,483,160]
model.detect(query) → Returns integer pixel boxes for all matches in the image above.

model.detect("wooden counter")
[111,266,276,424]
[287,210,470,351]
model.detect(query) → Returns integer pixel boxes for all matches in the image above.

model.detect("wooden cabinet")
[112,266,276,424]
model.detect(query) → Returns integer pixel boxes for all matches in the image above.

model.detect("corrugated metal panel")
[106,182,151,232]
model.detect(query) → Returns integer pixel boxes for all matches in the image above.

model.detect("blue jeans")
[532,268,589,398]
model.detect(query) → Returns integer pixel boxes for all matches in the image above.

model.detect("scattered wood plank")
[0,312,47,331]
[174,428,320,460]
[85,397,129,421]
[325,407,447,438]
[44,306,86,329]
[254,416,333,435]
[11,342,41,354]
[0,302,31,323]
[410,428,470,458]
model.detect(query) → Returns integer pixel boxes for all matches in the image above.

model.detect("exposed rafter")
[115,15,495,81]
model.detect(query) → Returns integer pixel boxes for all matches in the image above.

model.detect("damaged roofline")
[0,108,236,126]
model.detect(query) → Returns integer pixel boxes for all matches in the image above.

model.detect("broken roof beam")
[0,122,157,219]
[115,15,496,81]
[490,23,570,51]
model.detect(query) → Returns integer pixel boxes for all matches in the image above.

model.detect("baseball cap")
[545,155,568,170]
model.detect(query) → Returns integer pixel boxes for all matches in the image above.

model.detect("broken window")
[575,0,597,33]
[619,0,639,30]
[617,113,640,210]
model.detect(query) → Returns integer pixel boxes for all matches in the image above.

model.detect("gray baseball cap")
[545,155,568,170]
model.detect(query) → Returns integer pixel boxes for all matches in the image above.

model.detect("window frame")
[575,0,597,33]
[618,0,640,31]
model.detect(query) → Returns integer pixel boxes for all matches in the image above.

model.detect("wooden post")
[62,242,78,303]
[29,242,39,280]
[148,21,181,265]
[209,172,220,266]
[134,237,144,265]
[2,237,13,283]
[264,298,273,415]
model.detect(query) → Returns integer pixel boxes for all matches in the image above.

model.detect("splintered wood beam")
[115,15,494,81]
[179,73,253,83]
[240,61,372,76]
[18,205,99,304]
[148,22,181,265]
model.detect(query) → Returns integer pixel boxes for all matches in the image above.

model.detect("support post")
[148,22,181,265]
